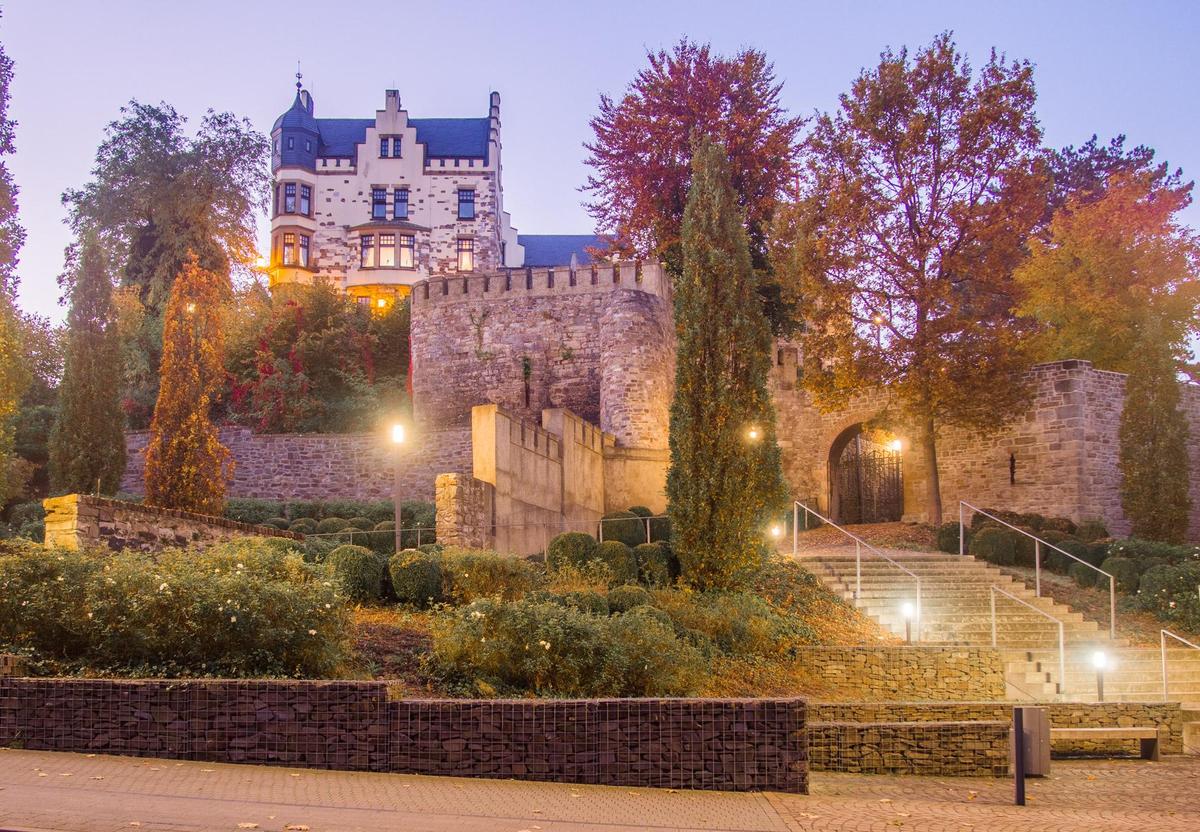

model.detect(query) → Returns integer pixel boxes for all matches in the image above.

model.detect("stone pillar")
[435,473,494,549]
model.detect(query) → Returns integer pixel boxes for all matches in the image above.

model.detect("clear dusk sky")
[4,0,1199,322]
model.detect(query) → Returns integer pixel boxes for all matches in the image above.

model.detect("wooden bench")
[1050,727,1160,761]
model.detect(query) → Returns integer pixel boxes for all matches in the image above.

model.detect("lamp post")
[391,423,405,553]
[901,601,916,644]
[1092,650,1109,702]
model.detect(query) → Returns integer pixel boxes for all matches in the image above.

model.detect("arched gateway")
[828,424,903,524]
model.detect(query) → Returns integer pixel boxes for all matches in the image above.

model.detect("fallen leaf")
[237,824,259,829]
[284,826,309,831]
[1086,775,1097,781]
[879,798,892,803]
[91,776,104,781]
[129,824,142,828]
[37,772,46,777]
[200,768,215,773]
[59,772,73,777]
[289,773,301,778]
[85,754,96,758]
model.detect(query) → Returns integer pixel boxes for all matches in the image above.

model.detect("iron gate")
[833,434,902,524]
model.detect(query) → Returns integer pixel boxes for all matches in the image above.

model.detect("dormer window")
[393,187,409,219]
[371,188,387,219]
[457,189,476,220]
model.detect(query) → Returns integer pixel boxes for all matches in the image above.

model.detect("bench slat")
[1051,727,1158,739]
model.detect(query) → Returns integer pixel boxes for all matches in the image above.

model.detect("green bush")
[1068,560,1098,588]
[388,549,443,607]
[325,544,384,603]
[650,589,790,656]
[288,517,318,535]
[223,498,282,526]
[1017,513,1046,532]
[936,522,968,554]
[1109,538,1200,566]
[263,517,290,530]
[1040,516,1077,535]
[607,584,653,613]
[626,505,653,518]
[285,500,322,520]
[1100,556,1140,593]
[346,516,375,531]
[302,537,337,564]
[1039,529,1071,546]
[0,538,349,677]
[969,526,1017,566]
[546,532,597,572]
[648,514,672,544]
[1137,562,1200,627]
[1046,538,1088,573]
[441,547,535,603]
[432,598,705,696]
[634,542,671,587]
[1075,519,1110,543]
[593,540,637,585]
[1011,526,1037,568]
[315,517,350,535]
[600,511,646,548]
[560,590,609,616]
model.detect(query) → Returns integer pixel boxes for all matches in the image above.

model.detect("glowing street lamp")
[184,302,197,315]
[888,438,903,453]
[746,426,761,442]
[391,423,406,552]
[1092,650,1110,702]
[901,601,917,644]
[769,524,783,541]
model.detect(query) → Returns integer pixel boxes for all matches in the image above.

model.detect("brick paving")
[1,747,1198,831]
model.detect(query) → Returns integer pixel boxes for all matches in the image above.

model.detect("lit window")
[380,137,389,158]
[398,235,414,268]
[361,235,375,268]
[284,183,296,213]
[371,189,387,219]
[456,238,474,272]
[457,189,475,220]
[356,296,371,308]
[376,297,388,309]
[393,187,409,219]
[282,233,296,265]
[299,185,311,215]
[299,235,310,267]
[379,233,396,267]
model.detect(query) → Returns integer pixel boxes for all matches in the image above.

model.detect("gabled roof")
[272,91,319,133]
[309,117,490,160]
[518,235,605,267]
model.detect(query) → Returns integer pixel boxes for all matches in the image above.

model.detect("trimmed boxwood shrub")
[222,498,281,526]
[936,522,968,554]
[1068,560,1098,588]
[1040,516,1077,535]
[302,537,337,564]
[1012,526,1037,568]
[315,517,350,535]
[1046,538,1089,573]
[288,517,317,535]
[648,514,672,543]
[626,505,653,518]
[594,540,637,585]
[1075,519,1109,543]
[634,542,671,587]
[1039,529,1071,546]
[546,532,597,572]
[326,544,384,603]
[346,516,375,531]
[388,549,443,607]
[969,526,1017,566]
[560,590,609,615]
[1109,538,1200,566]
[263,517,290,530]
[1100,556,1140,593]
[607,584,653,613]
[600,511,646,548]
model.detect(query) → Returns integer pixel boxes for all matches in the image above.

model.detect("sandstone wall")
[434,472,494,549]
[121,425,472,503]
[0,678,808,793]
[42,494,300,552]
[808,720,1009,776]
[792,647,1006,701]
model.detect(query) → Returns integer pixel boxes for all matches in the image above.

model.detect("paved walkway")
[0,748,1198,831]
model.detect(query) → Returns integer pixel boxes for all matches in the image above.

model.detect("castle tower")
[598,277,675,449]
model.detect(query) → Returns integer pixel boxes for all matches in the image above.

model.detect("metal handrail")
[1161,629,1200,700]
[793,501,922,641]
[991,584,1067,695]
[960,501,1116,640]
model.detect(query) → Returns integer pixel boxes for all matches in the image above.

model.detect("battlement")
[410,261,670,308]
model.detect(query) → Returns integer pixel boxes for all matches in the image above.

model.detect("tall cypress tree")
[49,235,127,494]
[1118,329,1191,543]
[666,138,787,589]
[143,253,231,514]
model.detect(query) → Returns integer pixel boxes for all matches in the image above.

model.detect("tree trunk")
[920,411,943,526]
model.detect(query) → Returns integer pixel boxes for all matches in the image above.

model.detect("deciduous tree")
[0,15,22,300]
[0,295,28,502]
[667,139,787,590]
[583,39,803,331]
[1118,327,1191,543]
[775,32,1048,525]
[49,234,127,495]
[143,254,231,514]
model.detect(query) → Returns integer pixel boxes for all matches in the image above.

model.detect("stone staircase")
[796,548,1200,702]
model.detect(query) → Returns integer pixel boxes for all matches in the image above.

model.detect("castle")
[120,85,1200,547]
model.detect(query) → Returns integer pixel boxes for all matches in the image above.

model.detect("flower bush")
[649,588,791,656]
[441,547,536,603]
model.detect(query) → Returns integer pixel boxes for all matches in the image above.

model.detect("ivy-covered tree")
[49,234,126,495]
[667,138,787,590]
[143,254,231,514]
[1118,329,1191,543]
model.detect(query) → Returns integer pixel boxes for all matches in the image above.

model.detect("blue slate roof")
[518,235,604,267]
[272,92,319,134]
[298,116,491,160]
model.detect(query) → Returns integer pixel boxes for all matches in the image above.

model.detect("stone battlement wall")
[121,425,472,503]
[410,261,670,308]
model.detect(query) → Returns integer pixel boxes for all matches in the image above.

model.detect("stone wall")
[0,654,22,678]
[792,647,1006,701]
[122,425,472,503]
[0,678,808,793]
[775,359,1200,539]
[434,473,493,548]
[809,720,1010,776]
[42,494,300,552]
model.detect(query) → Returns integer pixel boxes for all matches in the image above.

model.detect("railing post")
[1034,540,1041,597]
[1109,575,1117,641]
[645,517,651,545]
[1161,630,1169,701]
[959,502,965,556]
[990,588,997,648]
[793,502,799,556]
[854,539,861,601]
[598,518,604,543]
[915,581,922,643]
[1058,622,1066,697]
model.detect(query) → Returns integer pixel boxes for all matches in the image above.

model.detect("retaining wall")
[793,647,1006,701]
[41,494,300,552]
[809,720,1009,776]
[0,677,807,793]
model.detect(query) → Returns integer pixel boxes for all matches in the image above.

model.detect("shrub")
[969,526,1016,566]
[1011,526,1037,568]
[325,544,384,603]
[1068,561,1097,588]
[544,560,613,595]
[0,538,348,677]
[288,517,317,535]
[1017,513,1046,532]
[285,500,322,520]
[263,517,290,530]
[315,517,350,535]
[648,514,672,543]
[388,549,443,607]
[5,501,44,528]
[546,532,597,572]
[607,584,653,613]
[441,547,535,603]
[1100,557,1140,593]
[936,522,967,554]
[1075,519,1109,543]
[302,537,337,564]
[431,598,704,696]
[1109,538,1200,566]
[626,505,653,518]
[634,542,671,587]
[223,498,282,526]
[593,540,637,585]
[1046,538,1088,573]
[1040,516,1077,535]
[1039,529,1071,546]
[600,511,646,548]
[649,589,790,656]
[560,590,609,616]
[346,516,375,531]
[1137,563,1200,620]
